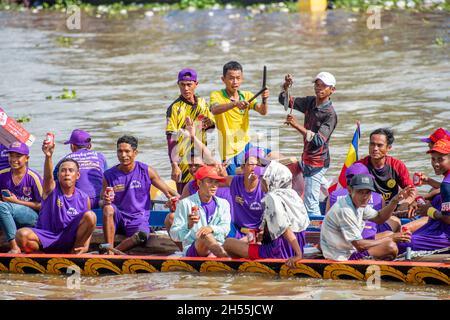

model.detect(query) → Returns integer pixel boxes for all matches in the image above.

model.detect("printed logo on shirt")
[113,184,125,192]
[22,187,32,197]
[249,202,262,211]
[130,180,142,189]
[57,198,63,208]
[19,196,31,202]
[382,192,392,202]
[67,207,79,216]
[387,179,396,188]
[442,202,450,212]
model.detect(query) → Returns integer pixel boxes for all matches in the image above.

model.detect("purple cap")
[6,141,29,155]
[244,147,270,166]
[64,129,91,146]
[420,128,450,143]
[345,163,370,178]
[177,68,197,82]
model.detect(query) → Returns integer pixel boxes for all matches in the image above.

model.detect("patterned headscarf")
[261,161,310,240]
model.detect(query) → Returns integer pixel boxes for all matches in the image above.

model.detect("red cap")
[421,128,450,143]
[194,166,225,182]
[427,139,450,155]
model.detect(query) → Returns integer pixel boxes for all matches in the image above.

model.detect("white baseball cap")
[313,72,336,87]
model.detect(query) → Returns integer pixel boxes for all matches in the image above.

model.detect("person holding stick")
[210,61,271,175]
[279,72,338,216]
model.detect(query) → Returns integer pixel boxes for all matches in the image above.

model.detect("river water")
[0,7,449,299]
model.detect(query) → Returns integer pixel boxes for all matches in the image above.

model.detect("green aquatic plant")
[16,115,31,123]
[57,88,77,99]
[434,37,446,47]
[55,36,74,47]
[179,0,219,9]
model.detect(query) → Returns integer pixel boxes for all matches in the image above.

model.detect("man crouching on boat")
[320,174,415,261]
[16,140,96,254]
[102,136,178,254]
[170,166,230,257]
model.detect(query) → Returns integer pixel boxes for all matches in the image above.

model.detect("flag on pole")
[328,122,361,194]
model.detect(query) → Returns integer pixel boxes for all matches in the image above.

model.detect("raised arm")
[148,166,179,199]
[42,142,56,199]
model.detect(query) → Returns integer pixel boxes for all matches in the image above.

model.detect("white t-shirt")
[320,195,379,261]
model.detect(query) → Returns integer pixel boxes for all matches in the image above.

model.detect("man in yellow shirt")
[210,61,270,175]
[166,68,215,194]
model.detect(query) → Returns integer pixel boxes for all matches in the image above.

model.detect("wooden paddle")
[248,65,267,103]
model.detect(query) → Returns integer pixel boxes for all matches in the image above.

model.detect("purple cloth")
[185,241,199,257]
[329,188,383,211]
[201,198,217,224]
[376,222,392,233]
[259,231,306,259]
[431,194,442,211]
[230,175,265,235]
[104,161,152,216]
[0,144,9,170]
[361,221,377,240]
[349,250,370,260]
[56,148,107,207]
[0,167,43,203]
[112,204,149,237]
[32,183,90,252]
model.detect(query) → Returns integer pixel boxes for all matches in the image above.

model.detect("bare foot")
[71,247,89,255]
[8,248,21,254]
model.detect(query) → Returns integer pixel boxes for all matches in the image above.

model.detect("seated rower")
[320,173,414,261]
[16,140,96,254]
[102,135,178,254]
[326,162,401,235]
[0,142,43,253]
[170,166,230,257]
[398,139,450,253]
[224,161,310,267]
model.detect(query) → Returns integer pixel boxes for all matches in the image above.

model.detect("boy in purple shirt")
[16,140,97,254]
[0,142,43,253]
[102,135,178,253]
[54,129,107,209]
[222,147,267,239]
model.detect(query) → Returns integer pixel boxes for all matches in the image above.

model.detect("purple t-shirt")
[201,199,217,224]
[230,175,265,230]
[329,188,383,211]
[188,180,234,221]
[0,168,43,204]
[103,161,152,217]
[0,144,9,170]
[55,149,107,201]
[259,230,306,259]
[36,183,90,232]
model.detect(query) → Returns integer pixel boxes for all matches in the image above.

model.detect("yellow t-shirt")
[165,95,215,183]
[210,89,257,160]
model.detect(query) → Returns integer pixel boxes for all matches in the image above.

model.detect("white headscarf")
[261,161,310,240]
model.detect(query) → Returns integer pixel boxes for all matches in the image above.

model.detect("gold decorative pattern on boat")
[406,267,450,285]
[238,262,276,275]
[279,263,322,278]
[161,260,198,272]
[0,262,8,272]
[122,259,158,274]
[364,265,407,283]
[46,258,82,275]
[84,258,122,275]
[9,257,46,274]
[323,264,365,281]
[199,261,235,273]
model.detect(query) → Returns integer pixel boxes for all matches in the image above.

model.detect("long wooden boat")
[0,209,449,285]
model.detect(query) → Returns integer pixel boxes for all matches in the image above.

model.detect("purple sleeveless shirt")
[230,175,265,230]
[36,183,90,232]
[0,168,43,203]
[329,188,383,211]
[103,161,152,218]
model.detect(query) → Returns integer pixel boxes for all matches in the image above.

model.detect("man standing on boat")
[16,141,97,254]
[279,72,338,216]
[210,61,271,175]
[166,68,216,194]
[320,173,414,261]
[0,142,43,253]
[398,139,450,253]
[357,128,416,215]
[54,129,107,209]
[102,135,178,253]
[170,165,230,257]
